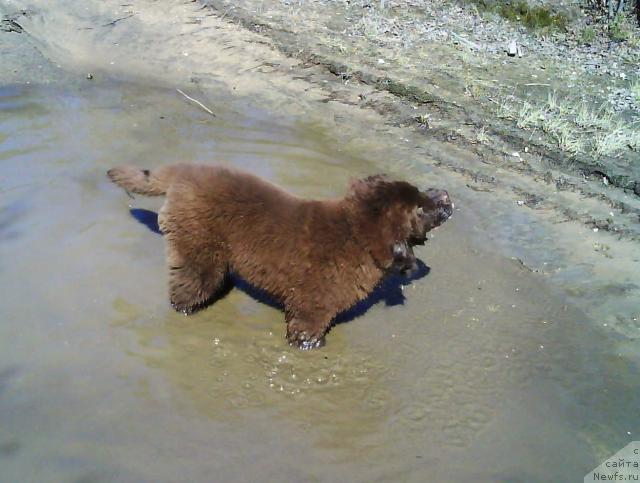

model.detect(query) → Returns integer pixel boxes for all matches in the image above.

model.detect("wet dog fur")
[107,163,452,349]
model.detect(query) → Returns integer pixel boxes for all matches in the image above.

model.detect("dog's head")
[347,175,453,275]
[408,188,454,246]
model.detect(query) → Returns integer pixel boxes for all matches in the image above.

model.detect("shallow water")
[1,79,638,482]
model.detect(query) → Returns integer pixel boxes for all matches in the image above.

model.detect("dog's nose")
[424,188,449,204]
[421,188,454,222]
[434,190,450,206]
[431,190,453,220]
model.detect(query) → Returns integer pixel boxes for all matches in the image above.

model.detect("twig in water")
[102,13,134,27]
[241,62,267,73]
[176,89,216,117]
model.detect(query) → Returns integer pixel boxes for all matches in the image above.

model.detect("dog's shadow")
[130,208,163,234]
[130,208,431,324]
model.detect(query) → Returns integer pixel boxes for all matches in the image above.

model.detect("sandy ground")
[1,0,639,481]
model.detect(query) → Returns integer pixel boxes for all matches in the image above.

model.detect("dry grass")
[415,113,432,128]
[631,78,640,103]
[554,129,584,156]
[546,91,559,111]
[628,130,640,151]
[495,98,515,119]
[540,116,584,155]
[516,101,544,129]
[350,10,415,48]
[495,90,637,158]
[574,102,615,130]
[592,129,628,157]
[473,126,489,144]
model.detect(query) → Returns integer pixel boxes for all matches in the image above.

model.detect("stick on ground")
[176,89,216,117]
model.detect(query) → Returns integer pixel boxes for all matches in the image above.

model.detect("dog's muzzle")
[392,241,418,276]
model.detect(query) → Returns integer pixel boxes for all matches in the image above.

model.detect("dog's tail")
[107,165,176,196]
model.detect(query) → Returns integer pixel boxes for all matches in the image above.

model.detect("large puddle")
[1,79,638,482]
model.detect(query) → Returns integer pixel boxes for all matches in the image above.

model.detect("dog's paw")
[170,300,195,315]
[286,323,326,350]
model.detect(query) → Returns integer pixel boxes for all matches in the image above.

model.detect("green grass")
[609,14,633,42]
[580,26,597,44]
[469,0,567,30]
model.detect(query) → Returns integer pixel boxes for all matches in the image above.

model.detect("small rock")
[507,40,517,57]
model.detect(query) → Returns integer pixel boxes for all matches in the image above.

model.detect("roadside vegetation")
[467,0,568,30]
[342,0,640,162]
[494,92,640,158]
[211,0,640,186]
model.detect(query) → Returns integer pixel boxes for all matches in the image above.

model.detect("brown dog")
[107,164,452,349]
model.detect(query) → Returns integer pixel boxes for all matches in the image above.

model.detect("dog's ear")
[347,175,389,197]
[348,177,427,232]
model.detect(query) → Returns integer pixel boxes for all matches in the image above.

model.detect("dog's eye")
[416,206,424,216]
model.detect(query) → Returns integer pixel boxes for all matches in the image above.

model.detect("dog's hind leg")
[166,241,229,314]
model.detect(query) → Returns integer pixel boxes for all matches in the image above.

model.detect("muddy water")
[1,79,638,483]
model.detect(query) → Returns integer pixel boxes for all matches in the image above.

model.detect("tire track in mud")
[201,0,640,242]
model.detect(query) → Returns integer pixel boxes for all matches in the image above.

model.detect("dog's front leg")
[285,310,331,350]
